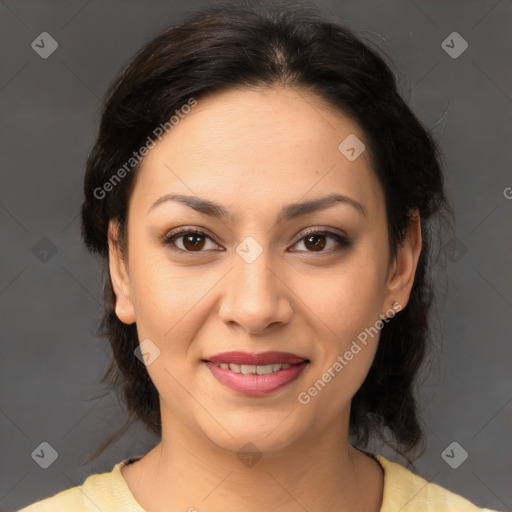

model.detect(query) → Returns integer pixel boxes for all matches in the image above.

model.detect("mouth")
[206,361,300,374]
[202,351,310,396]
[204,350,309,366]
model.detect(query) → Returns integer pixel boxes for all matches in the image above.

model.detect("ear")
[383,209,422,314]
[108,220,136,324]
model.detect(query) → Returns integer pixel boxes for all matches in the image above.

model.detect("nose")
[218,248,293,335]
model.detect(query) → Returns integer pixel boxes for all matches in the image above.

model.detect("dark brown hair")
[81,1,453,463]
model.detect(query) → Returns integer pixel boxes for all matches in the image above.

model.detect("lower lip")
[204,361,309,396]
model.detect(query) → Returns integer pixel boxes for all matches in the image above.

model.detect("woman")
[18,2,499,511]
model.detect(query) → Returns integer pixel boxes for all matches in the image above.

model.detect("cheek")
[301,251,385,397]
[302,284,382,416]
[315,255,385,338]
[128,248,223,367]
[128,242,192,329]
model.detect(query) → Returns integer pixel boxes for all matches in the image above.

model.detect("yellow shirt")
[17,454,499,511]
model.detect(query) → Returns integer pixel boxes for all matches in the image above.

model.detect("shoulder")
[16,484,84,511]
[16,459,144,512]
[18,487,86,512]
[376,454,500,512]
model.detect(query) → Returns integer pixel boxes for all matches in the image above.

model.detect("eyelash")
[161,227,353,255]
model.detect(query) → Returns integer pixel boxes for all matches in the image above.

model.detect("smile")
[204,360,309,396]
[210,362,292,374]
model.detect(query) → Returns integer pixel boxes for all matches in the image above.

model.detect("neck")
[123,410,383,512]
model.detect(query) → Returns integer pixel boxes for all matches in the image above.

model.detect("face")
[109,86,421,454]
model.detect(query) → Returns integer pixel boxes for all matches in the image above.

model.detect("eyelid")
[296,226,350,242]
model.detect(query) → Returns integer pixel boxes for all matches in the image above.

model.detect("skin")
[109,85,422,512]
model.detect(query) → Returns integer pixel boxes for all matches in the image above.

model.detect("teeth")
[257,364,274,375]
[214,362,293,374]
[241,364,256,375]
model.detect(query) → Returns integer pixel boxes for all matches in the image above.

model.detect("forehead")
[132,86,384,221]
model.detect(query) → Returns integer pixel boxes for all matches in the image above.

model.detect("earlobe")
[108,220,136,325]
[384,209,422,311]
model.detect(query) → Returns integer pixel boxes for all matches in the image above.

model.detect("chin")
[197,415,309,456]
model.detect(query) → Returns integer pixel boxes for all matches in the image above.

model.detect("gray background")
[1,0,511,510]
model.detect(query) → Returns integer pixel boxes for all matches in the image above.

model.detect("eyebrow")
[146,193,367,221]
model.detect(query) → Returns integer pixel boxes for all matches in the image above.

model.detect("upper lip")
[204,351,308,365]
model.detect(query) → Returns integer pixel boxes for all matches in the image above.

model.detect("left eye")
[162,229,351,253]
[292,230,351,253]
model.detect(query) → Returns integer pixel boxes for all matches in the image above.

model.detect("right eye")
[162,228,223,253]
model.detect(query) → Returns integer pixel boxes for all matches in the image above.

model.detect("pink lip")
[205,351,308,365]
[204,360,309,396]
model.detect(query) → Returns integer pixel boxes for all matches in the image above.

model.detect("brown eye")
[162,227,351,255]
[181,233,206,251]
[163,229,221,252]
[291,229,352,253]
[303,233,327,251]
